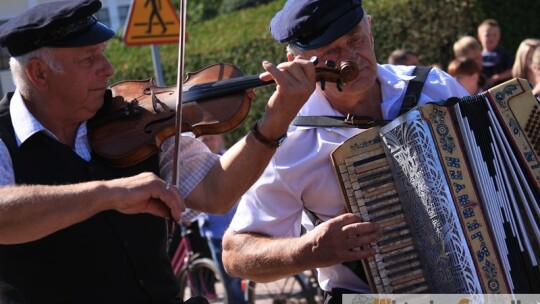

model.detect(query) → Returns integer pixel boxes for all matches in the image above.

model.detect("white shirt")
[0,89,219,221]
[230,64,470,293]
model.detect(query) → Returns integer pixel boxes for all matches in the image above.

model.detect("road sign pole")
[150,45,165,86]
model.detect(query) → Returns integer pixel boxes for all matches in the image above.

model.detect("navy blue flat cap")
[0,0,114,56]
[270,0,364,50]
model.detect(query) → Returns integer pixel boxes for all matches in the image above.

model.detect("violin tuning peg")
[337,81,343,92]
[320,78,326,91]
[310,56,319,66]
[325,60,336,68]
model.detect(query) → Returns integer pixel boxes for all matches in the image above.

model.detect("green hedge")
[106,0,540,146]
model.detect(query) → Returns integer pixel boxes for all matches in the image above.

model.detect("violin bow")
[170,0,187,235]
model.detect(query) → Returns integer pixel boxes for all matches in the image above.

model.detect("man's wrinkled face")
[301,17,378,97]
[46,43,115,123]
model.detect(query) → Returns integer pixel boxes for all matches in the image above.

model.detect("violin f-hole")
[150,89,172,114]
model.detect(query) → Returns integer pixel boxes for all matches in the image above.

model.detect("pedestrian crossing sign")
[123,0,181,46]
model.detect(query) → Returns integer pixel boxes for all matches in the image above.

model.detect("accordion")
[331,78,540,294]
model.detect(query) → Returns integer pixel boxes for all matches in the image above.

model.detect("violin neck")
[182,75,271,103]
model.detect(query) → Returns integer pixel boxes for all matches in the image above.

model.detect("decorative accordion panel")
[381,109,483,293]
[331,78,540,294]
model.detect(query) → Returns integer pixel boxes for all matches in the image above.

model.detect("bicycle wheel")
[246,271,320,304]
[178,257,229,304]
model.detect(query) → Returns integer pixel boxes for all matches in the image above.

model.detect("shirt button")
[138,279,145,286]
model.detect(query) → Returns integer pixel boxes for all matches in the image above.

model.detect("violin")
[88,59,359,167]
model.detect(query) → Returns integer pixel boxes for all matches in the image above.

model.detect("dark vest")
[0,93,180,304]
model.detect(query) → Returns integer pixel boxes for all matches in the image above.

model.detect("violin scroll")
[311,57,359,91]
[338,61,360,83]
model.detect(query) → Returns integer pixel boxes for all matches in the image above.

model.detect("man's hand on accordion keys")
[307,213,379,267]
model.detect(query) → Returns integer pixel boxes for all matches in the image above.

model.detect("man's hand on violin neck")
[259,57,316,134]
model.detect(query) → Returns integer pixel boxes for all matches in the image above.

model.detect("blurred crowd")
[388,18,540,96]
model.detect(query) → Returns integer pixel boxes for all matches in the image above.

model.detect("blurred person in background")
[453,35,483,68]
[447,57,483,95]
[511,38,540,87]
[530,46,540,96]
[387,49,420,65]
[477,19,514,87]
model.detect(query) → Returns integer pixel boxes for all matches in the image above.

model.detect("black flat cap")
[0,0,114,56]
[270,0,364,51]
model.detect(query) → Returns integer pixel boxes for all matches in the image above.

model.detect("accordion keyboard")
[333,128,429,293]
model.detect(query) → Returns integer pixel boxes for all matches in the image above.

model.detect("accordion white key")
[331,78,540,294]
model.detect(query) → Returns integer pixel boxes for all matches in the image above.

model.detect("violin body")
[181,63,250,136]
[89,63,250,167]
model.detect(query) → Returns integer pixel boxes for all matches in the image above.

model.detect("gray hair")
[285,13,371,58]
[9,47,64,96]
[286,44,302,57]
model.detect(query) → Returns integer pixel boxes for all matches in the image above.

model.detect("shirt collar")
[10,89,90,160]
[377,64,416,119]
[294,87,357,138]
[298,87,342,117]
[10,89,49,146]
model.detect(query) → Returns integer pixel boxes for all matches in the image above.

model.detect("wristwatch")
[251,121,287,149]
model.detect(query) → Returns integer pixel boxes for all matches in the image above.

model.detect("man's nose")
[99,56,115,77]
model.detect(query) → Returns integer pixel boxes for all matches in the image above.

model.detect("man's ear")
[366,15,374,46]
[287,53,295,62]
[25,59,49,91]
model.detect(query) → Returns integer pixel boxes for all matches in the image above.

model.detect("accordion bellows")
[331,78,540,294]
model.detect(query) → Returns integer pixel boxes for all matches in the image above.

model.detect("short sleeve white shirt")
[229,64,470,293]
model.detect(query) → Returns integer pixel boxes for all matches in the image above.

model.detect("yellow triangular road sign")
[124,0,180,45]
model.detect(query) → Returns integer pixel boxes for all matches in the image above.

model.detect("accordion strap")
[292,66,433,128]
[292,114,389,128]
[399,66,432,115]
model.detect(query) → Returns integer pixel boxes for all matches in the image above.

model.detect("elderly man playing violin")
[222,0,469,302]
[0,0,316,303]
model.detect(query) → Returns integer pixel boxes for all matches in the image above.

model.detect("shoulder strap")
[399,66,433,115]
[291,114,388,129]
[292,116,352,128]
[291,66,432,128]
[303,207,324,228]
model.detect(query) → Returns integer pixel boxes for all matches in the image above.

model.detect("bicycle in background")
[169,223,229,304]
